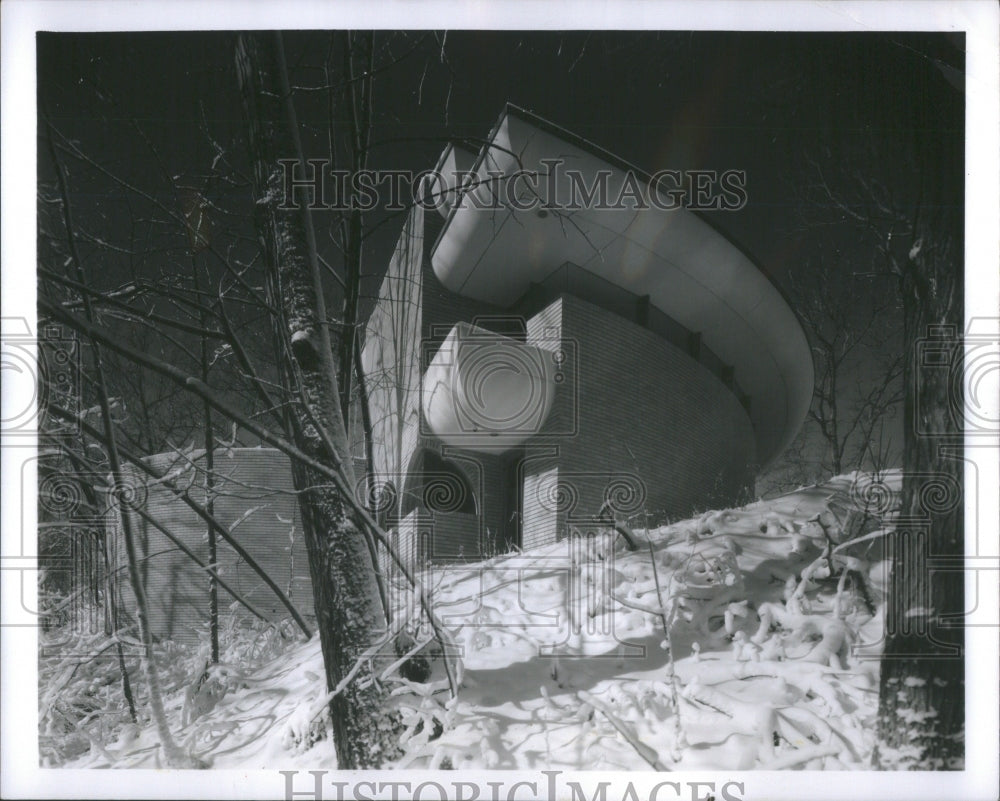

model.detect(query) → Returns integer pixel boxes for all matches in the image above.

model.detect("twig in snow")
[622,440,683,748]
[578,690,669,770]
[760,743,841,770]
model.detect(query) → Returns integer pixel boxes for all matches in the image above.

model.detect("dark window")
[400,449,478,517]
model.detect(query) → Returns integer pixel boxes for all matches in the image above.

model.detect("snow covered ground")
[49,472,898,771]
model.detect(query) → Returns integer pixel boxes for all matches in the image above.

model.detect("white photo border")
[3,2,997,799]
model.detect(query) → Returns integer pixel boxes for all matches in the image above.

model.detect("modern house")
[110,105,812,641]
[360,105,813,570]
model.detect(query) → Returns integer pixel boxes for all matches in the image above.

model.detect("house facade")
[110,106,813,641]
[359,105,813,570]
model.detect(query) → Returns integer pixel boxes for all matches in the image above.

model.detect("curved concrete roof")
[429,106,813,467]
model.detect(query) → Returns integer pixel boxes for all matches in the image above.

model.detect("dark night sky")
[38,30,964,282]
[36,29,965,478]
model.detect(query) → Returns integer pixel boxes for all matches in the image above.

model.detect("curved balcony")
[422,322,556,452]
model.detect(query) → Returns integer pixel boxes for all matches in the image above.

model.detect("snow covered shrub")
[38,628,144,766]
[676,549,743,600]
[213,606,300,667]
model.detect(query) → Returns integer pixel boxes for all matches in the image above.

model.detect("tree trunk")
[235,32,401,769]
[193,257,220,664]
[875,159,965,768]
[337,31,373,427]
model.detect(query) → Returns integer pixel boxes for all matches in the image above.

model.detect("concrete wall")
[114,448,313,644]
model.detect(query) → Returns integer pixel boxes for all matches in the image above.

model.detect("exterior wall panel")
[525,294,756,538]
[114,448,313,644]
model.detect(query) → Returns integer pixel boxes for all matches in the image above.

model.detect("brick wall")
[114,448,313,644]
[388,508,483,573]
[520,299,570,548]
[521,294,756,545]
[361,205,427,497]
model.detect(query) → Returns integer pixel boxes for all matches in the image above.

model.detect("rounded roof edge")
[428,106,814,466]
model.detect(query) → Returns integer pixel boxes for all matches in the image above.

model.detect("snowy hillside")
[46,472,898,771]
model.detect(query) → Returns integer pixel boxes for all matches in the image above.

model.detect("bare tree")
[794,43,965,767]
[876,161,964,770]
[37,27,474,767]
[791,250,904,477]
[234,31,402,768]
[42,118,197,768]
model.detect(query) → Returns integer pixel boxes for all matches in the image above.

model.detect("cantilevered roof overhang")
[429,105,813,467]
